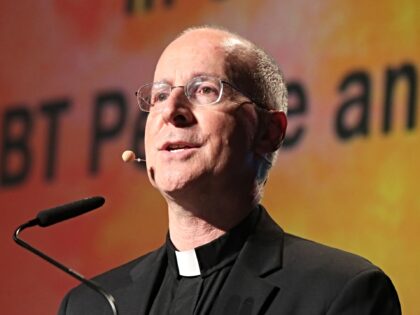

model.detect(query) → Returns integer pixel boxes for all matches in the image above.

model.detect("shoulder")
[275,233,401,313]
[92,245,165,290]
[282,232,377,277]
[257,207,384,280]
[254,208,401,313]
[58,246,165,314]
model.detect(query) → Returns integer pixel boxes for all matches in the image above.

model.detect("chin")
[154,172,197,195]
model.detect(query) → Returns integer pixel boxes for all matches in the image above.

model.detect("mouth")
[161,142,200,153]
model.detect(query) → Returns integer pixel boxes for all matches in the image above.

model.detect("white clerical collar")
[175,248,201,277]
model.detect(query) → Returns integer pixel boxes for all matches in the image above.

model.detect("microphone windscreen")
[122,150,136,162]
[36,196,105,227]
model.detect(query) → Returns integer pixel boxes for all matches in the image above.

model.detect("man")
[59,26,401,314]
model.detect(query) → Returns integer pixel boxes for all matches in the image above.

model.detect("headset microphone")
[122,150,146,163]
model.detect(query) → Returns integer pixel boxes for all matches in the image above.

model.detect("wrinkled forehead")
[153,30,246,84]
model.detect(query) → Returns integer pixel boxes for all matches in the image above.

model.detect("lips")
[160,141,200,152]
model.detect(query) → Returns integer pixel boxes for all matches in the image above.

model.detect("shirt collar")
[166,206,261,278]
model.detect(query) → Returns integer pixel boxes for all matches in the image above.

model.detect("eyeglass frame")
[135,75,265,113]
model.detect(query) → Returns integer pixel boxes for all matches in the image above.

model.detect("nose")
[161,87,195,127]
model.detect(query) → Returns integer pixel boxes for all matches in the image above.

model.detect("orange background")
[1,1,419,314]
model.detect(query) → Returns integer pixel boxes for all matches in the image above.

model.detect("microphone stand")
[14,220,118,315]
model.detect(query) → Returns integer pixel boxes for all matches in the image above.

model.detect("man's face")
[144,31,258,197]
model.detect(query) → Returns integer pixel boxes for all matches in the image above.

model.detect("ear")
[255,111,287,154]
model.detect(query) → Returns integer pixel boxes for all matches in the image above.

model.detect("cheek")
[144,117,156,156]
[144,118,159,186]
[221,112,257,150]
[204,114,254,163]
[204,115,235,145]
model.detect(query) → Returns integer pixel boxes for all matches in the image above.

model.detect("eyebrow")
[154,72,226,85]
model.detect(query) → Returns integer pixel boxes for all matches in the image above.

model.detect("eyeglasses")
[135,75,258,112]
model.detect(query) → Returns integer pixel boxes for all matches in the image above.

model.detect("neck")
[167,195,256,251]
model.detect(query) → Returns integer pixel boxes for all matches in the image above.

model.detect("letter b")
[0,107,33,187]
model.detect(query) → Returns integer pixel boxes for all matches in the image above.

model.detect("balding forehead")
[222,37,247,50]
[153,28,230,84]
[174,27,249,52]
[159,28,254,86]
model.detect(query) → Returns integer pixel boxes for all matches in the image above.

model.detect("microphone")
[122,150,146,163]
[13,196,118,315]
[37,196,105,227]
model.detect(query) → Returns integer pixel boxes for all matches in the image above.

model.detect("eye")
[198,86,215,95]
[186,76,222,105]
[196,82,219,94]
[151,84,170,104]
[153,92,169,103]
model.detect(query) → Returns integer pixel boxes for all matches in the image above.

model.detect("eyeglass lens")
[137,76,223,111]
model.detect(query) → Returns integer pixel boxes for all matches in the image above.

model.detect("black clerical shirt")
[149,208,260,315]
